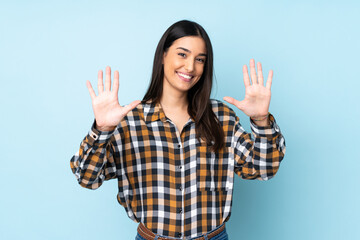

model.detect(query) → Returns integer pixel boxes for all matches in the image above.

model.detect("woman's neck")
[159,91,188,113]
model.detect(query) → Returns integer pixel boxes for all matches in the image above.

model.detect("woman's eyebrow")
[176,47,207,57]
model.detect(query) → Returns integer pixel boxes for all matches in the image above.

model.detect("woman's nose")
[184,59,194,72]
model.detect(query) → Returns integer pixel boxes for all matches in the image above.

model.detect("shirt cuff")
[85,120,115,145]
[250,113,281,139]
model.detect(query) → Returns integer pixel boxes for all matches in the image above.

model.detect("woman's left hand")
[223,59,272,124]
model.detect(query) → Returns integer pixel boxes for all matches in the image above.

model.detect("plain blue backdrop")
[1,0,359,239]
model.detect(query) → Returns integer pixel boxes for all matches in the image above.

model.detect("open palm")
[86,66,141,131]
[224,59,272,118]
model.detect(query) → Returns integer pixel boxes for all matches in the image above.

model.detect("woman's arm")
[232,114,286,180]
[70,124,118,189]
[223,59,285,179]
[70,66,140,189]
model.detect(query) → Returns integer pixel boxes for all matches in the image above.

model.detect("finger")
[105,66,111,91]
[242,65,250,87]
[122,100,142,114]
[257,62,264,86]
[112,70,119,94]
[97,70,104,93]
[266,70,273,90]
[223,96,244,111]
[249,59,257,84]
[86,80,96,100]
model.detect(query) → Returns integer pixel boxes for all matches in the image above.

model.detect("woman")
[70,20,286,240]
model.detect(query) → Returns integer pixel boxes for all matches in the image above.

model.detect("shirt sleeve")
[70,119,139,222]
[70,121,118,189]
[233,113,286,180]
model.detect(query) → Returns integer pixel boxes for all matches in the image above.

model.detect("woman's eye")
[178,53,186,57]
[196,58,205,63]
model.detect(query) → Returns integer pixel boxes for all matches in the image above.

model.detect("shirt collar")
[144,101,167,123]
[144,101,195,124]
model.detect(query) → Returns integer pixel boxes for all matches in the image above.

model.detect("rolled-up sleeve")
[233,113,286,180]
[70,121,118,189]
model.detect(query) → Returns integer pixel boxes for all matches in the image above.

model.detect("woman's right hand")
[86,66,141,131]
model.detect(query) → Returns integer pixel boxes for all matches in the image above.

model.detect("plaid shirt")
[70,99,286,239]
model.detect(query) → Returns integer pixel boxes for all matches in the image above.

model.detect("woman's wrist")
[250,113,270,126]
[251,114,268,121]
[95,123,116,132]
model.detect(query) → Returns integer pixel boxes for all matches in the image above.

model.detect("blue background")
[1,0,359,239]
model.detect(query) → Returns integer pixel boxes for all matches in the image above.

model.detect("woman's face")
[162,36,207,95]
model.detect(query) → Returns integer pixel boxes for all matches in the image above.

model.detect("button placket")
[168,119,186,238]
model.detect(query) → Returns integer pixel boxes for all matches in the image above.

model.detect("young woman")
[70,20,286,240]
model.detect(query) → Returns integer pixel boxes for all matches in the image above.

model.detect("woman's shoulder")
[120,102,146,121]
[209,99,239,126]
[122,101,157,122]
[210,99,237,119]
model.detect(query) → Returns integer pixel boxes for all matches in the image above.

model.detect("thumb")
[223,96,245,111]
[122,100,141,115]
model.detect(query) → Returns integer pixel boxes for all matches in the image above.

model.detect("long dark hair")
[142,20,224,152]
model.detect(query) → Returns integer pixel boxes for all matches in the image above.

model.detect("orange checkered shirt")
[70,99,286,239]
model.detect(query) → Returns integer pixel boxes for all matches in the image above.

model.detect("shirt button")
[177,232,182,237]
[177,144,181,148]
[179,186,182,191]
[178,208,182,214]
[178,165,182,169]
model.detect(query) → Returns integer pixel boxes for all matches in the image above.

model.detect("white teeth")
[178,72,192,79]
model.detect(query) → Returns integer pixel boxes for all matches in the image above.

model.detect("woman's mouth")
[176,71,193,82]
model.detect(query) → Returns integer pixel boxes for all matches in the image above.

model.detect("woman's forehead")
[170,36,207,54]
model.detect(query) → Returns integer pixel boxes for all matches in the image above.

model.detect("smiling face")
[162,36,207,96]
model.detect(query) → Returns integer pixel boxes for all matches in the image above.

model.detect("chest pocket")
[196,142,232,191]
